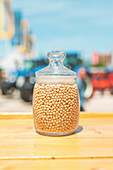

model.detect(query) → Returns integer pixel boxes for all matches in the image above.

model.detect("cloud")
[13,0,69,16]
[13,0,113,28]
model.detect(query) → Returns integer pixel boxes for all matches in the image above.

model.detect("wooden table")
[0,112,113,170]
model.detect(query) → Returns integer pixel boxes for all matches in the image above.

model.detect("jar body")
[33,76,80,136]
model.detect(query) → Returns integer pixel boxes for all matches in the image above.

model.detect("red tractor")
[91,71,113,95]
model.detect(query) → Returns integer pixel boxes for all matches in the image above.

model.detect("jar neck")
[49,60,63,68]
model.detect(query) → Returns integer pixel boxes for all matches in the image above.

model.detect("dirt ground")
[0,90,113,112]
[0,90,32,112]
[85,91,113,112]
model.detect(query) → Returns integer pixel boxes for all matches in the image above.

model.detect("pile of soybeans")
[33,84,79,133]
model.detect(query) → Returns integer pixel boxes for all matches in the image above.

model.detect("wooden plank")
[0,159,113,170]
[0,112,113,119]
[80,112,113,118]
[0,118,113,159]
[0,112,33,120]
[1,118,113,137]
[0,137,113,159]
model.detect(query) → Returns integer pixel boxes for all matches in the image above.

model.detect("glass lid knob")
[47,49,66,63]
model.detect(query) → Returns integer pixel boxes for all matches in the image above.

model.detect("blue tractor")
[17,59,48,102]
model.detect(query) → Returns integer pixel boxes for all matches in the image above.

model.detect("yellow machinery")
[17,20,36,59]
[0,0,14,39]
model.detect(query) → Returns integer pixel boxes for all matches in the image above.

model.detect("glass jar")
[33,50,80,136]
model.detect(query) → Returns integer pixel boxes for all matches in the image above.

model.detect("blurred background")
[0,0,113,112]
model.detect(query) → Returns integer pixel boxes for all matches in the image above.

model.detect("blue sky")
[0,0,113,61]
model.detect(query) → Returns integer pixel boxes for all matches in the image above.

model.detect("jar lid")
[36,50,76,76]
